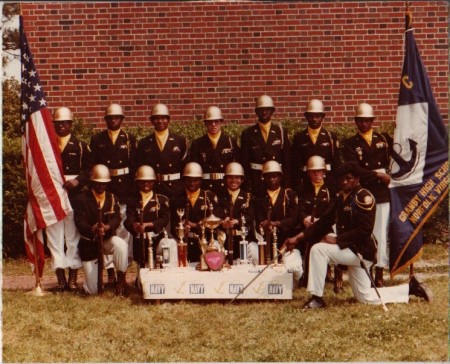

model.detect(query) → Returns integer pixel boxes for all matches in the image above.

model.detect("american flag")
[21,16,72,276]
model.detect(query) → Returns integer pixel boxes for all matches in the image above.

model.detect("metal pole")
[357,253,388,312]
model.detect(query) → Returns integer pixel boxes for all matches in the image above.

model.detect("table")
[140,263,293,300]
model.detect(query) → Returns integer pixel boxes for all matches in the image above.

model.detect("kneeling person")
[284,162,432,309]
[73,164,129,296]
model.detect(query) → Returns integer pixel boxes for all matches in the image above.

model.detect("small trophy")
[272,227,279,265]
[239,215,249,265]
[176,207,188,267]
[257,226,266,265]
[147,232,154,270]
[203,203,221,252]
[202,203,225,271]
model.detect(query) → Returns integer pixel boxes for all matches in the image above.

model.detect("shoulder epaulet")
[355,188,375,210]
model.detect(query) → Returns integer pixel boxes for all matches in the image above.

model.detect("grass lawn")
[2,243,448,362]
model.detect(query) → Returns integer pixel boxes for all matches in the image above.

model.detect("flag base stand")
[27,283,49,297]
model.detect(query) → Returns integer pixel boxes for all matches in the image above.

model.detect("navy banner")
[388,28,448,278]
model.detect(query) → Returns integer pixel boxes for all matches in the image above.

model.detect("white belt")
[373,168,386,173]
[156,173,180,181]
[250,163,263,171]
[203,173,224,180]
[110,167,129,177]
[64,175,78,181]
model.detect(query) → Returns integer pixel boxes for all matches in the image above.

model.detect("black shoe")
[303,295,326,309]
[409,276,433,302]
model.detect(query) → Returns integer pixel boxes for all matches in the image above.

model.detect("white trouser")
[45,210,82,271]
[373,202,390,268]
[105,203,132,269]
[248,242,303,285]
[308,242,409,304]
[82,235,128,294]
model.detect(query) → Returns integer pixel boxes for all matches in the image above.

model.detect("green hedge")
[3,119,447,258]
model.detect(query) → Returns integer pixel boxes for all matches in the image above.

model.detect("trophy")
[176,207,188,267]
[147,232,155,270]
[257,226,266,265]
[202,202,225,271]
[239,215,249,264]
[272,227,279,265]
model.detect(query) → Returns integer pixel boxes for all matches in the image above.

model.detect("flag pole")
[27,231,48,296]
[405,1,414,279]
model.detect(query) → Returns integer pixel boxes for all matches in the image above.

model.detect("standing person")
[136,103,188,203]
[73,165,129,296]
[284,162,432,309]
[90,103,137,284]
[240,95,292,197]
[47,106,92,291]
[342,102,392,287]
[124,165,170,284]
[297,156,338,290]
[188,106,240,197]
[254,161,303,285]
[217,162,255,263]
[292,99,341,193]
[170,162,223,263]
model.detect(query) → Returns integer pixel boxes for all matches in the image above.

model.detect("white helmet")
[105,103,124,117]
[53,107,73,122]
[262,160,283,175]
[204,106,223,121]
[151,103,170,117]
[255,95,275,109]
[355,102,374,118]
[224,162,244,177]
[305,99,324,114]
[90,164,111,183]
[306,156,326,171]
[183,162,203,178]
[135,165,156,181]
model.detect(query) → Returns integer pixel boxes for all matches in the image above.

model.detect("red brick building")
[21,1,448,129]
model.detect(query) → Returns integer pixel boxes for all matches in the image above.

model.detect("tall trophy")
[176,207,188,267]
[239,215,249,264]
[202,202,224,271]
[257,226,266,265]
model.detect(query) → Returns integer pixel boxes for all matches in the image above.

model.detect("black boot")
[107,268,116,286]
[409,276,433,302]
[55,268,68,292]
[115,271,129,297]
[375,267,384,288]
[334,266,343,293]
[67,268,78,291]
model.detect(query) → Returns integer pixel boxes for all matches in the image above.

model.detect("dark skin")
[53,119,79,191]
[305,112,325,130]
[183,176,202,232]
[133,180,156,234]
[355,116,391,185]
[91,182,111,236]
[221,175,244,229]
[283,172,360,250]
[255,107,275,124]
[151,115,170,132]
[105,115,124,131]
[260,172,283,230]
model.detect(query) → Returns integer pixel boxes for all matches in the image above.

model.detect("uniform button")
[365,163,369,166]
[107,160,110,163]
[377,162,381,165]
[220,164,223,168]
[157,164,160,167]
[169,164,172,167]
[119,160,122,163]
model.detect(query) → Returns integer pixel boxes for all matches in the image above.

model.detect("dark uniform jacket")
[188,133,240,196]
[60,134,93,199]
[298,182,335,232]
[291,127,341,191]
[171,189,223,262]
[240,123,292,196]
[217,189,255,259]
[73,190,121,261]
[342,131,392,203]
[136,131,188,200]
[255,187,298,248]
[90,129,137,203]
[124,190,170,264]
[303,187,377,262]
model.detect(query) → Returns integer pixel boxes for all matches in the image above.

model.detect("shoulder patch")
[355,189,375,210]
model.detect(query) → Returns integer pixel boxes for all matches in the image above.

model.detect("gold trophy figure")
[203,203,221,252]
[176,208,188,267]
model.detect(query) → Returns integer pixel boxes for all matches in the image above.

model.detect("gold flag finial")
[405,2,412,30]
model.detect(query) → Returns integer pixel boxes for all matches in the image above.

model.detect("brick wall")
[22,1,448,129]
